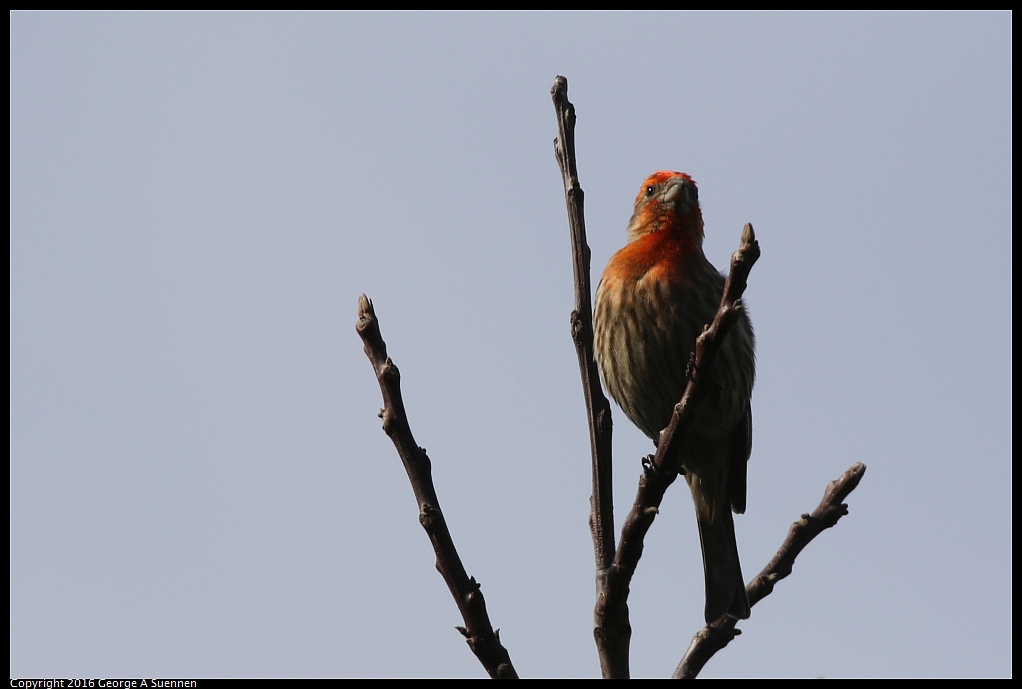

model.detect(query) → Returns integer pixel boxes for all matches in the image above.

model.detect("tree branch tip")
[741,223,755,244]
[456,625,470,638]
[357,293,375,319]
[843,462,867,485]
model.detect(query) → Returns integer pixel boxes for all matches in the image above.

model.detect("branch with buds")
[356,295,517,679]
[551,75,627,679]
[673,462,866,678]
[355,75,866,680]
[551,74,867,679]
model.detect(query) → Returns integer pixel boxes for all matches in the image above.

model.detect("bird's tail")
[695,503,750,623]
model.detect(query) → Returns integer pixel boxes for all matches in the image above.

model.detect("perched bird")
[594,171,755,623]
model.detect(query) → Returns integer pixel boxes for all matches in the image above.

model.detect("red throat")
[621,172,705,275]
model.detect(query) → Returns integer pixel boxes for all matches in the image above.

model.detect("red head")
[626,171,704,249]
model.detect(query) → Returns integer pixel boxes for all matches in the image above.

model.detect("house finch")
[594,171,755,623]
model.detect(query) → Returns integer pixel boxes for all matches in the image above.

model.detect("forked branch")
[551,74,865,680]
[674,462,867,679]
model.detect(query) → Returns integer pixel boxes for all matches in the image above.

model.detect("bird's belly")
[594,272,752,443]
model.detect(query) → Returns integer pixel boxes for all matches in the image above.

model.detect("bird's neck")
[610,228,705,284]
[627,206,704,247]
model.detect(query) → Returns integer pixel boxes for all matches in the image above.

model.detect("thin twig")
[673,462,867,679]
[356,294,518,679]
[551,75,625,679]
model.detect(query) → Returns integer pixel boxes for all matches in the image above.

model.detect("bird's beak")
[662,177,695,210]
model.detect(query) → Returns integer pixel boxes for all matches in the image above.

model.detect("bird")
[593,171,755,623]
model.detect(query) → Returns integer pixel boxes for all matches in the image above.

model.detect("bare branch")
[550,78,863,680]
[551,75,625,679]
[673,462,868,679]
[551,79,760,679]
[356,294,518,679]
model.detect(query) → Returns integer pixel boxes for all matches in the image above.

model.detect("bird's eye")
[645,185,655,197]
